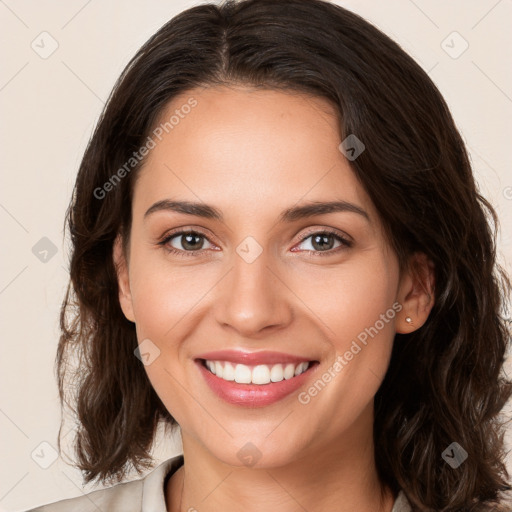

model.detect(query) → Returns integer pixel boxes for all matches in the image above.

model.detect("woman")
[26,0,512,510]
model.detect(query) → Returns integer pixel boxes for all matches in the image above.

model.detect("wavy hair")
[57,0,512,509]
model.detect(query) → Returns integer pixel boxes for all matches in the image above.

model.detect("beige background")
[1,0,511,510]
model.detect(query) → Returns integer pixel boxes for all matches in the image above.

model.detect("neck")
[166,406,395,512]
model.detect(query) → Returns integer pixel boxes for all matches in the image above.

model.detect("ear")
[113,234,136,323]
[395,252,435,334]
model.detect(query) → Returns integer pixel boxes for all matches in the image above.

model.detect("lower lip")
[196,360,318,407]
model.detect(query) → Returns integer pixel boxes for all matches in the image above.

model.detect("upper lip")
[195,350,315,366]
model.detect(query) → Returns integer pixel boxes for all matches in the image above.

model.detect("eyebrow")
[144,199,370,223]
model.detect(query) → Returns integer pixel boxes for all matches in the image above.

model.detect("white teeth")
[204,360,311,385]
[222,362,235,381]
[294,361,308,376]
[283,363,296,379]
[206,360,216,374]
[234,364,252,384]
[252,365,270,385]
[270,364,283,382]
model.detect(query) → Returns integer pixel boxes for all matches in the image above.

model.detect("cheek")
[297,256,399,425]
[338,267,397,344]
[129,254,218,340]
[307,251,399,402]
[295,251,398,345]
[127,256,208,424]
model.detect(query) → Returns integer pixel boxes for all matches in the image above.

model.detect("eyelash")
[157,228,353,258]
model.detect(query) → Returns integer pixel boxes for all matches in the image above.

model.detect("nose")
[213,247,293,338]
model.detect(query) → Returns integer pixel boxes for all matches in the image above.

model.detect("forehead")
[133,86,377,224]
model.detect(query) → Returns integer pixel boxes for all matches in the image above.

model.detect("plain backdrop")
[1,0,511,510]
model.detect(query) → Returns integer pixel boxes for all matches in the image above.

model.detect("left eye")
[293,231,351,253]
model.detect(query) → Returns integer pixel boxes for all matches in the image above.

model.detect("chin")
[201,432,309,470]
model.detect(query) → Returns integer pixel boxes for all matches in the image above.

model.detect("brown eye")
[158,230,215,257]
[170,232,207,251]
[293,230,352,256]
[310,233,336,251]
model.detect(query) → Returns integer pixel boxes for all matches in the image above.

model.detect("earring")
[405,316,413,324]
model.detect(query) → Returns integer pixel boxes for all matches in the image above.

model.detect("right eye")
[158,230,216,257]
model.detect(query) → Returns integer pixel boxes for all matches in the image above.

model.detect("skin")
[113,85,435,512]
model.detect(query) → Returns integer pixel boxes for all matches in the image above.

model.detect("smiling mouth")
[198,359,318,385]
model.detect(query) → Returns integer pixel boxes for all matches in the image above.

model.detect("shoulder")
[23,454,184,512]
[391,489,512,511]
[26,478,143,512]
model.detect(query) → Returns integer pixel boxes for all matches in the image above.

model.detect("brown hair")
[57,0,512,509]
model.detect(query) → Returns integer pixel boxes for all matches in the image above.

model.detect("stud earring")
[405,316,413,324]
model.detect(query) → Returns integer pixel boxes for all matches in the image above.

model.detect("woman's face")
[115,85,419,468]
